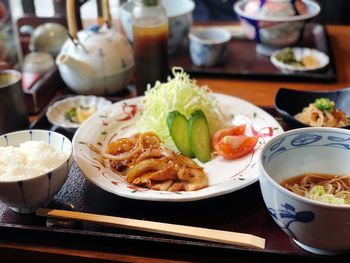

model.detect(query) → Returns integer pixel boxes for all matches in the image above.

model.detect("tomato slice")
[211,124,246,146]
[212,125,258,160]
[216,135,258,160]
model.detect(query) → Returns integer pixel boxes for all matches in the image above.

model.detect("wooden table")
[2,24,350,263]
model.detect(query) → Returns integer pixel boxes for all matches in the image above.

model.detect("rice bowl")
[0,130,72,213]
[0,141,69,181]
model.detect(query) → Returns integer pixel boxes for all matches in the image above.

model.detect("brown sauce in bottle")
[133,23,168,95]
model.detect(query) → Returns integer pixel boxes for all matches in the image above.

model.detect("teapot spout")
[56,53,73,67]
[56,54,95,94]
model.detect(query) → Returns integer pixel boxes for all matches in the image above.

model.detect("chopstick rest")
[36,208,265,249]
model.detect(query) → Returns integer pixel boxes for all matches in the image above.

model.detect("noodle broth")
[281,173,350,205]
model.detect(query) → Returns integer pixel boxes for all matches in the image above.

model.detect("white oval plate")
[46,95,112,132]
[270,47,329,73]
[72,93,283,202]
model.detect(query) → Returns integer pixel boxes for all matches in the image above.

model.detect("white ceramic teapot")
[56,0,134,95]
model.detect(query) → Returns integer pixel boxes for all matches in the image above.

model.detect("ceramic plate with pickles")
[270,47,329,73]
[46,95,112,132]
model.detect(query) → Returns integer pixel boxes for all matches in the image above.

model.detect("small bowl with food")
[270,47,329,73]
[234,0,321,55]
[0,130,72,213]
[46,95,112,132]
[259,127,350,255]
[275,87,350,129]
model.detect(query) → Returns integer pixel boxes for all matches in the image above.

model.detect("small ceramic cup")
[0,70,29,135]
[188,27,231,67]
[23,52,55,74]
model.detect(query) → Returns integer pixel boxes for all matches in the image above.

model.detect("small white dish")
[270,47,329,74]
[46,95,112,132]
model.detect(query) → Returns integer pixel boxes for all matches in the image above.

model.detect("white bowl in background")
[259,127,350,255]
[0,130,72,213]
[120,0,195,54]
[46,95,112,132]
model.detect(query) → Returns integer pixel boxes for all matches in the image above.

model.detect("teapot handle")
[66,0,78,39]
[102,0,112,28]
[66,0,112,40]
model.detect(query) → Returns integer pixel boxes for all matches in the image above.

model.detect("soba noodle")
[282,173,350,205]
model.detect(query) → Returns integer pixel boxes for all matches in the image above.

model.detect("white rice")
[0,141,68,181]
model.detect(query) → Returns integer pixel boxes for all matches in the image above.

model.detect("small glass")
[0,70,29,135]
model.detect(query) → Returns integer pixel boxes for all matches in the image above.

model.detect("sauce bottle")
[132,0,169,95]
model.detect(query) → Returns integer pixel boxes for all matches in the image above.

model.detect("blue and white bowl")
[259,127,350,255]
[189,27,231,67]
[120,0,195,54]
[0,130,72,213]
[234,0,320,48]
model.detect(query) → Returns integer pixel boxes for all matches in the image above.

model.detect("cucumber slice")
[188,110,211,163]
[167,111,194,158]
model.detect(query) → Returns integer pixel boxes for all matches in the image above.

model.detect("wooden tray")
[169,23,337,83]
[0,99,348,262]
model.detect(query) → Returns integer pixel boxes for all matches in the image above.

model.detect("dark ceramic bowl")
[275,87,350,129]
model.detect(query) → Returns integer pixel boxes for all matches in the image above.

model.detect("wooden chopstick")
[36,208,265,249]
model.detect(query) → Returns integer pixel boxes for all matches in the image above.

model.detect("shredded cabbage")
[309,185,345,205]
[136,67,228,149]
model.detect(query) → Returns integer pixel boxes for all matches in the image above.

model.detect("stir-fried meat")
[168,182,184,192]
[151,180,174,191]
[105,137,140,161]
[109,159,129,175]
[175,154,203,169]
[133,165,178,188]
[135,147,174,162]
[139,131,162,149]
[93,132,209,191]
[125,157,171,183]
[183,168,208,191]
